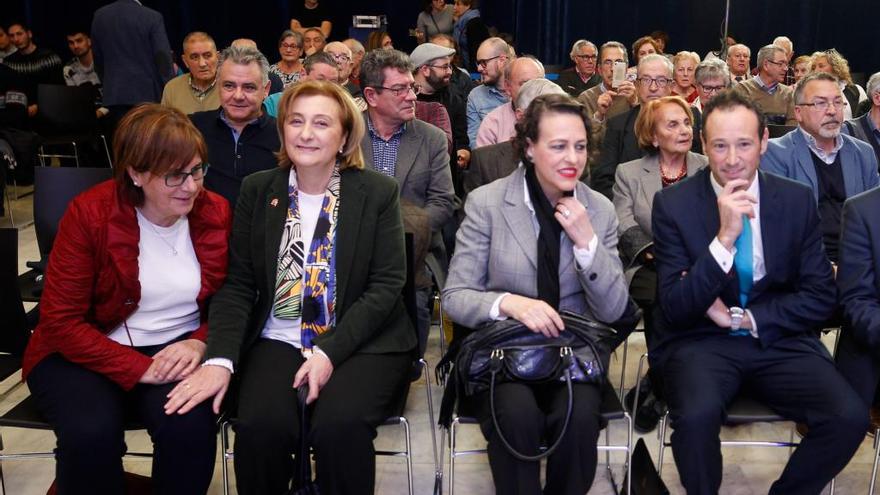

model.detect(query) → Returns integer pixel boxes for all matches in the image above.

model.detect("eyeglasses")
[699,84,726,93]
[637,76,671,88]
[329,52,351,62]
[164,163,210,187]
[427,63,452,71]
[796,99,848,112]
[574,54,597,61]
[601,59,625,66]
[372,83,420,97]
[476,55,501,68]
[766,59,789,68]
[281,43,301,50]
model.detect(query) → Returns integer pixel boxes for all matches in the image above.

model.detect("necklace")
[140,211,181,256]
[660,161,687,187]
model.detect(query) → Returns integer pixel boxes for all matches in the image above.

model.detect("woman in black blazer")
[165,80,417,495]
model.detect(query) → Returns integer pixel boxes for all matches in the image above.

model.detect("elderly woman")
[165,81,415,495]
[416,0,455,43]
[811,49,868,120]
[443,93,629,494]
[270,30,306,88]
[693,58,731,111]
[366,30,394,52]
[792,55,812,84]
[611,96,707,431]
[22,104,230,494]
[671,51,700,104]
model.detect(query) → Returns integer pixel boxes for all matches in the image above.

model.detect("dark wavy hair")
[512,93,593,162]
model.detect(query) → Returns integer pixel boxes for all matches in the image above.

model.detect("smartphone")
[612,61,626,89]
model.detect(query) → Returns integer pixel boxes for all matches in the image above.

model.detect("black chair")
[35,84,112,168]
[18,166,112,302]
[0,228,31,383]
[768,124,797,139]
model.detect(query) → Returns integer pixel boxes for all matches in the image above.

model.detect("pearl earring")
[133,181,139,186]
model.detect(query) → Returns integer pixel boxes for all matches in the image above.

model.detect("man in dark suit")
[651,90,866,494]
[91,0,175,133]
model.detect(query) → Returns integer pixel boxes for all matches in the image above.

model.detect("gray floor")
[2,189,879,494]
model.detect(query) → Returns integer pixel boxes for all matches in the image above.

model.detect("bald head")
[505,57,545,101]
[231,38,257,49]
[324,41,354,82]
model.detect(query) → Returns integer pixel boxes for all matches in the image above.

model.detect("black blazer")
[205,166,417,367]
[592,106,642,199]
[650,169,836,367]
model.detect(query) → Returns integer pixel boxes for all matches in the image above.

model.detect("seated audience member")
[726,43,751,82]
[443,93,630,495]
[415,100,453,152]
[556,39,601,97]
[3,21,63,117]
[612,96,708,431]
[466,37,511,147]
[475,56,544,148]
[464,78,566,196]
[452,0,490,72]
[0,25,16,61]
[792,55,811,84]
[161,32,220,114]
[343,38,366,86]
[191,45,279,207]
[360,48,454,359]
[705,34,737,62]
[289,0,332,38]
[693,59,731,112]
[430,33,477,102]
[772,35,796,85]
[230,39,283,94]
[650,89,866,495]
[324,41,360,96]
[270,30,306,88]
[303,27,327,56]
[632,36,660,66]
[650,30,670,54]
[592,54,674,199]
[843,71,880,166]
[23,103,229,494]
[416,0,455,43]
[63,28,106,117]
[761,72,879,263]
[577,41,638,128]
[263,52,342,117]
[164,81,416,495]
[733,44,796,125]
[811,49,868,120]
[366,30,394,52]
[671,51,700,104]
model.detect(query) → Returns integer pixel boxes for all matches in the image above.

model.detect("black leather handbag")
[451,311,628,461]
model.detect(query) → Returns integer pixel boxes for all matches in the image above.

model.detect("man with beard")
[62,29,105,117]
[466,37,511,147]
[761,72,879,263]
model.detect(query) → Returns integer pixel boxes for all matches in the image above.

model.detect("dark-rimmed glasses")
[164,163,210,187]
[371,83,421,97]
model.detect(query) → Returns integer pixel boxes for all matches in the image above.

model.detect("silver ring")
[563,209,571,218]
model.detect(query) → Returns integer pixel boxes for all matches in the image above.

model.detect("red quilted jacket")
[22,180,232,390]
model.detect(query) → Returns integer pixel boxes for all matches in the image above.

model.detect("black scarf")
[524,163,563,309]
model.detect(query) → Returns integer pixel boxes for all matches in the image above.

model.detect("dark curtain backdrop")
[4,0,877,75]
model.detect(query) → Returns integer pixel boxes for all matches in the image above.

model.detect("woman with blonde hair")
[811,49,868,119]
[671,51,701,104]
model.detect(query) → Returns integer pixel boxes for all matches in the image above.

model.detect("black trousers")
[662,334,867,495]
[472,381,603,495]
[27,348,217,495]
[233,338,411,495]
[836,324,880,408]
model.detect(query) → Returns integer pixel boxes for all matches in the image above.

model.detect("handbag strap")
[488,348,575,462]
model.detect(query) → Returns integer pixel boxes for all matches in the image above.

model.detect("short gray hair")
[794,71,839,104]
[304,52,338,74]
[219,45,269,86]
[867,72,880,101]
[570,39,597,58]
[728,43,751,58]
[638,53,673,77]
[695,58,731,86]
[756,44,785,70]
[515,78,566,111]
[343,38,365,56]
[600,41,628,66]
[278,30,303,48]
[360,49,414,89]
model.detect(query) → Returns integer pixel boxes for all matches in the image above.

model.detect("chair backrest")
[33,166,113,260]
[767,124,796,139]
[0,228,30,355]
[403,232,418,331]
[37,84,98,133]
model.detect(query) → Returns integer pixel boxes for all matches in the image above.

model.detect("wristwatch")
[729,306,745,332]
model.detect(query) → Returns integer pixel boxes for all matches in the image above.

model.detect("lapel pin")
[270,198,279,207]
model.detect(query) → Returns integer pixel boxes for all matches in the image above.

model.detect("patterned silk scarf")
[272,166,341,349]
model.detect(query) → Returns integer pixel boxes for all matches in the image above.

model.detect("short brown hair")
[275,80,365,171]
[634,96,694,153]
[113,104,207,206]
[632,36,661,63]
[512,93,592,162]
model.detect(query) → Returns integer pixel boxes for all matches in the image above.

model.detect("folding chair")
[35,84,112,168]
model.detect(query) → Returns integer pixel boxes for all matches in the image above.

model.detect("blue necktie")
[732,215,753,336]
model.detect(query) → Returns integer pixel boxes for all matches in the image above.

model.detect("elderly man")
[773,36,796,85]
[475,56,544,148]
[342,38,365,86]
[303,27,326,56]
[843,72,880,166]
[761,72,879,263]
[651,88,865,495]
[262,52,342,118]
[734,44,796,125]
[466,37,511,147]
[190,45,278,207]
[591,54,674,198]
[557,39,601,97]
[360,48,454,361]
[577,41,638,126]
[324,41,360,96]
[726,43,751,83]
[161,32,220,114]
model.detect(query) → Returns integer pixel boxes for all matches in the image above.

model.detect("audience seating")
[35,84,112,169]
[768,124,797,139]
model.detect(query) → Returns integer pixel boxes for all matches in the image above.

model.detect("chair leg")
[618,338,629,401]
[626,411,633,495]
[449,418,458,495]
[435,290,447,358]
[72,142,80,168]
[100,135,113,168]
[871,428,880,495]
[400,417,413,495]
[657,411,669,472]
[3,187,13,228]
[422,358,441,489]
[220,421,231,495]
[37,146,46,168]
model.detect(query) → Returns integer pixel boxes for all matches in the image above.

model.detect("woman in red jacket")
[22,104,231,494]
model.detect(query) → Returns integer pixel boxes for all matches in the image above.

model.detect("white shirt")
[489,177,599,320]
[107,210,201,346]
[708,173,765,337]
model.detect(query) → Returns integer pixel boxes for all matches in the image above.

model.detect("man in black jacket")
[191,45,279,206]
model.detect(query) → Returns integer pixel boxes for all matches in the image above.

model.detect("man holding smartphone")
[577,41,638,126]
